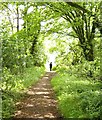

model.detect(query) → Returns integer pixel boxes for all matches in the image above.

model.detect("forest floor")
[13,71,63,120]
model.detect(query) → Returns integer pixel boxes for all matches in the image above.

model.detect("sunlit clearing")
[45,53,57,71]
[43,37,57,71]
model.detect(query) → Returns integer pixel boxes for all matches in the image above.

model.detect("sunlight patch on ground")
[35,91,50,95]
[26,104,34,107]
[27,91,50,95]
[43,76,49,80]
[15,110,21,116]
[44,112,55,118]
[43,96,50,98]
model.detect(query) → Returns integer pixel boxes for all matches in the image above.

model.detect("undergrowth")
[1,66,45,118]
[51,71,101,119]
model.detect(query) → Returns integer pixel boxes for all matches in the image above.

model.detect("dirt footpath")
[13,71,63,120]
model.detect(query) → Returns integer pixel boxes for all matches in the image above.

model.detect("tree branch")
[65,2,91,14]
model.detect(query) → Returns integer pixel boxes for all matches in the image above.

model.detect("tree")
[1,2,46,72]
[46,2,101,61]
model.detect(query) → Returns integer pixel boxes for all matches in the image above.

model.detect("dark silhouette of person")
[49,62,52,71]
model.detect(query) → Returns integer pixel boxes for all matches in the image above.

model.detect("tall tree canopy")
[45,2,101,61]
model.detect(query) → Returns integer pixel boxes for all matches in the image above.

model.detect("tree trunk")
[30,36,37,55]
[100,1,102,80]
[16,4,19,32]
[82,43,94,61]
[30,29,40,55]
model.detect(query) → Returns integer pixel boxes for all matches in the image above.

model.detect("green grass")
[12,66,45,92]
[51,72,101,118]
[2,66,45,118]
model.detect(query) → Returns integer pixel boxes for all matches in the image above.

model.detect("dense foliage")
[1,1,102,119]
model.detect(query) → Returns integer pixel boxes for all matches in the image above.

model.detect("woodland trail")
[13,71,63,120]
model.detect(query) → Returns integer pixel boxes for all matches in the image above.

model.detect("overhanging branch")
[65,2,91,14]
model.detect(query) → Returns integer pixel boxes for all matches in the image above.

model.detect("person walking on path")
[49,62,52,71]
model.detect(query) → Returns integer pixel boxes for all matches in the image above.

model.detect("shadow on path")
[13,71,63,120]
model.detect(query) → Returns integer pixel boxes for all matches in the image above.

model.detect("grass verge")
[2,66,45,118]
[51,72,101,119]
